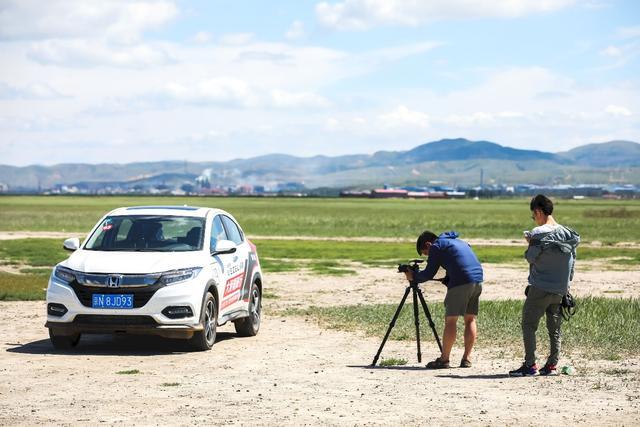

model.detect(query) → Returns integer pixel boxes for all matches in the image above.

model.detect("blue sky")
[0,0,638,165]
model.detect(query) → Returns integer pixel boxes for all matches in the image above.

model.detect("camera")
[397,259,423,273]
[398,259,449,285]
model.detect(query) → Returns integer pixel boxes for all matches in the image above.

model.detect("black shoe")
[508,363,538,377]
[539,363,558,376]
[426,357,450,369]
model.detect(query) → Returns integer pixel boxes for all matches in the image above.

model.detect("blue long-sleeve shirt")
[415,231,484,288]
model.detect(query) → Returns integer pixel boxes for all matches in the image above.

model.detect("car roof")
[106,206,226,218]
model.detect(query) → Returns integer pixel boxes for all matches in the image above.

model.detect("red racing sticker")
[223,272,245,298]
[221,293,240,310]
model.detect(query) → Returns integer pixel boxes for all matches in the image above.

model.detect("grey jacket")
[525,225,580,295]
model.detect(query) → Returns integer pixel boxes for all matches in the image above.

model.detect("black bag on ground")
[561,292,577,320]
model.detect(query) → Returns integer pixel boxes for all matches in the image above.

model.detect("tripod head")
[397,259,423,273]
[398,259,448,285]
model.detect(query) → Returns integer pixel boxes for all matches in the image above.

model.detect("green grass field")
[286,297,640,358]
[1,195,640,243]
[1,237,638,301]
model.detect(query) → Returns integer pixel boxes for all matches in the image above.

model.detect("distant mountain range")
[1,138,639,191]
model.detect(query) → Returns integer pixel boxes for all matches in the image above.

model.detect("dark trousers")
[522,286,563,366]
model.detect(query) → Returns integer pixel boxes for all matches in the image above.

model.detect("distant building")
[371,189,408,198]
[277,182,305,192]
[406,191,431,199]
[340,190,371,198]
[445,191,466,199]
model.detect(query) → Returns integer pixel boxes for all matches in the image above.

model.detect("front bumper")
[45,273,209,338]
[46,315,203,339]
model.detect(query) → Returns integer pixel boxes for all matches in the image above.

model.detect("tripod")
[370,260,443,367]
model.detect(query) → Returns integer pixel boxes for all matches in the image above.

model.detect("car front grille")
[69,279,164,308]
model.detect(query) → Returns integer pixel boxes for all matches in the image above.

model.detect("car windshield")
[84,215,205,252]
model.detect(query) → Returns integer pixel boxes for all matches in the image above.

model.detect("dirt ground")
[1,263,640,426]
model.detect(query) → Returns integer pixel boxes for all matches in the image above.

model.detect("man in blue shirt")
[404,231,484,369]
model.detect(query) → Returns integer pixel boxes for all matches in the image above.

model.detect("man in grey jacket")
[509,194,580,377]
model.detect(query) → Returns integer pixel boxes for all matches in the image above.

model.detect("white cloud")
[379,105,429,129]
[316,0,577,30]
[286,21,307,41]
[605,105,632,117]
[317,66,639,153]
[0,0,178,43]
[601,46,623,57]
[362,41,441,64]
[27,39,175,68]
[441,112,495,127]
[0,82,67,99]
[323,106,430,138]
[616,26,640,39]
[270,89,330,108]
[192,31,213,44]
[159,78,330,110]
[597,41,640,69]
[162,78,258,108]
[582,0,611,9]
[220,33,254,45]
[440,111,527,127]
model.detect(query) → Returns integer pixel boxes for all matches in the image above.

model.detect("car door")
[209,214,235,315]
[219,214,249,313]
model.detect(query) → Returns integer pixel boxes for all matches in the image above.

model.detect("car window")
[85,216,205,252]
[210,215,228,250]
[116,218,133,241]
[221,215,243,245]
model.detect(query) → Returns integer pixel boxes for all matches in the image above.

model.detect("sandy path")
[0,301,638,426]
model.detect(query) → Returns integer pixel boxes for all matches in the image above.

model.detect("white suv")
[45,206,263,351]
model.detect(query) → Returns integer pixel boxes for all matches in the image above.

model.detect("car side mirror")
[211,239,236,256]
[63,237,80,251]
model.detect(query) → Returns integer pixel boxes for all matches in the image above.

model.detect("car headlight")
[159,267,202,285]
[54,266,76,283]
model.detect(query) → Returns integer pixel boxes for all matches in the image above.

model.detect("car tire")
[49,329,80,350]
[191,292,217,351]
[234,283,261,337]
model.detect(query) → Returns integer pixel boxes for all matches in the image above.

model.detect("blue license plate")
[92,294,134,309]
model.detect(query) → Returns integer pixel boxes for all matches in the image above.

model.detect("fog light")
[47,303,68,317]
[162,306,193,319]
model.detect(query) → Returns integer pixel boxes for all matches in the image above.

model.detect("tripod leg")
[370,286,411,367]
[417,287,443,353]
[412,284,422,363]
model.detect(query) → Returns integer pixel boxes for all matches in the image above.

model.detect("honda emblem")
[108,275,123,288]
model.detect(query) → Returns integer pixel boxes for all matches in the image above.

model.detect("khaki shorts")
[444,282,482,317]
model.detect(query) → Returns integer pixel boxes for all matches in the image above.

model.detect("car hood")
[62,249,209,274]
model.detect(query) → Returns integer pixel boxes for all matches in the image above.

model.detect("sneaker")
[539,363,558,376]
[508,363,538,377]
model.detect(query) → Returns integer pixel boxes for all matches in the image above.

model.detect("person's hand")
[404,270,413,282]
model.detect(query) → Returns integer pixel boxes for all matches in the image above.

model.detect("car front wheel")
[49,329,80,350]
[191,292,217,351]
